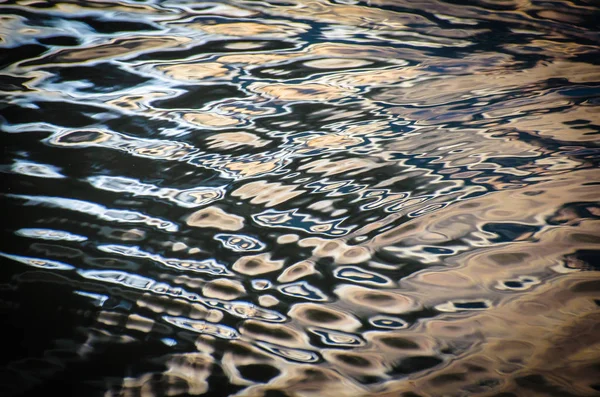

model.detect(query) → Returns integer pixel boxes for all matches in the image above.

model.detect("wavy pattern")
[1,0,599,396]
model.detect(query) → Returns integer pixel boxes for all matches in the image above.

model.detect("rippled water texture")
[1,0,600,396]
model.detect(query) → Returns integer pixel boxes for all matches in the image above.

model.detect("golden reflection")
[206,132,270,149]
[493,103,600,143]
[183,112,240,128]
[371,272,600,397]
[298,237,372,265]
[202,279,246,301]
[157,62,231,81]
[186,21,309,38]
[303,58,373,69]
[106,91,171,111]
[242,0,438,30]
[288,303,362,332]
[233,253,285,276]
[223,158,283,178]
[258,294,280,307]
[376,61,600,106]
[300,134,364,151]
[186,206,245,231]
[249,82,354,102]
[232,181,304,207]
[335,284,417,314]
[277,260,318,283]
[50,0,157,14]
[298,157,384,177]
[4,0,600,395]
[37,36,191,65]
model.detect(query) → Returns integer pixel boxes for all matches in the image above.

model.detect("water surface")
[1,0,600,396]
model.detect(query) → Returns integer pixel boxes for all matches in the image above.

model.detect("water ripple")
[2,0,599,396]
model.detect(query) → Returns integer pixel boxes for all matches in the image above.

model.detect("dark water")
[1,1,600,396]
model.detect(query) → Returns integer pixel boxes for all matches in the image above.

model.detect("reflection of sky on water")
[1,0,599,396]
